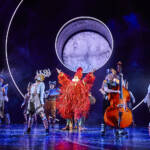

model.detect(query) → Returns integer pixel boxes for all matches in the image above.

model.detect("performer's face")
[107,73,114,81]
[72,76,80,82]
[117,64,122,73]
[49,84,55,89]
[35,75,42,82]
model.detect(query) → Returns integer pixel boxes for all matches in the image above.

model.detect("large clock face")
[55,17,113,73]
[63,31,112,73]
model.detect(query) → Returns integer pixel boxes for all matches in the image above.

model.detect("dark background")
[0,0,150,125]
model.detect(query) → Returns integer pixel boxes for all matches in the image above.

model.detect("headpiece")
[27,82,31,88]
[117,61,122,73]
[35,69,51,81]
[49,81,56,85]
[74,67,83,80]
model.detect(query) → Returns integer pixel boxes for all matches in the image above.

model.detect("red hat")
[74,67,83,80]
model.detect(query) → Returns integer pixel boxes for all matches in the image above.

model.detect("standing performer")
[21,82,37,124]
[103,62,133,137]
[44,81,60,127]
[21,82,31,124]
[56,67,95,131]
[26,69,51,134]
[99,68,119,136]
[0,75,9,124]
[99,68,120,135]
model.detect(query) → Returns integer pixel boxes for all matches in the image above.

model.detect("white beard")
[72,78,79,82]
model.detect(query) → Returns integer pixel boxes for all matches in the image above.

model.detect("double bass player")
[100,62,133,137]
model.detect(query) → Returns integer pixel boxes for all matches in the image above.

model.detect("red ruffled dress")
[56,69,95,120]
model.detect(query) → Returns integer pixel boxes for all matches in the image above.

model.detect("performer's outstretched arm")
[82,72,95,89]
[56,68,71,86]
[21,94,28,108]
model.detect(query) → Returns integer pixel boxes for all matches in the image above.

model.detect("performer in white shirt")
[26,69,51,134]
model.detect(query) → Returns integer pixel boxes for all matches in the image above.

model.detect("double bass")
[104,62,133,128]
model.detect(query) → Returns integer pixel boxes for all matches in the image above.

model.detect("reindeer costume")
[26,69,51,133]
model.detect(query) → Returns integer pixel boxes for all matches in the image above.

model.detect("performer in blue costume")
[44,81,60,126]
[0,75,10,124]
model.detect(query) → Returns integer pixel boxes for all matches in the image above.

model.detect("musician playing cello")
[100,68,120,135]
[100,61,133,137]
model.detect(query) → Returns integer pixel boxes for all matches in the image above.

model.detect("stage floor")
[0,124,150,150]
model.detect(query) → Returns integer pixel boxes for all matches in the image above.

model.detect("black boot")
[25,115,32,134]
[45,128,49,134]
[25,127,31,134]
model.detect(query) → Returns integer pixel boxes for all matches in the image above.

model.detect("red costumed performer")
[56,67,95,131]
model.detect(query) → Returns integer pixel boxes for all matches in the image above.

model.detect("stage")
[0,124,149,150]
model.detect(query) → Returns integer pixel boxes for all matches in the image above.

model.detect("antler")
[36,70,39,75]
[43,69,51,77]
[38,69,51,77]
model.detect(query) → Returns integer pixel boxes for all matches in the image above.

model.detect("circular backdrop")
[55,16,114,73]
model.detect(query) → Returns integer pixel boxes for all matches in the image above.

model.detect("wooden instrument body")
[104,85,133,128]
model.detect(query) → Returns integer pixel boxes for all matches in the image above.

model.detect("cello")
[104,62,133,128]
